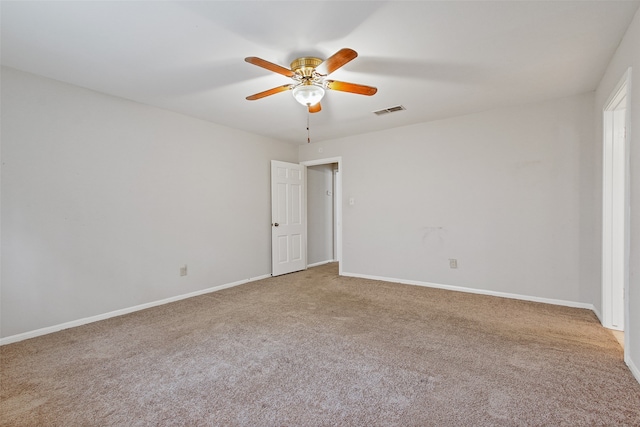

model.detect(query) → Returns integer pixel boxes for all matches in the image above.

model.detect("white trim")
[603,68,631,110]
[341,271,596,311]
[332,167,339,261]
[301,157,342,167]
[307,260,336,268]
[628,357,640,385]
[335,167,343,275]
[0,274,271,346]
[300,157,343,276]
[601,67,632,361]
[592,306,603,324]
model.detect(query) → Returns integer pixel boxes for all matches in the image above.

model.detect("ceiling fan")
[244,48,377,113]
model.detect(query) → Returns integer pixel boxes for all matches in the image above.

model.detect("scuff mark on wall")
[513,159,546,187]
[421,226,446,250]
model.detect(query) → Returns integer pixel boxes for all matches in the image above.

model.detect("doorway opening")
[302,157,343,275]
[601,68,630,352]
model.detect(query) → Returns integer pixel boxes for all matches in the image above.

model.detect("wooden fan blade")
[315,48,358,76]
[308,103,322,113]
[246,84,293,100]
[326,80,377,96]
[245,57,295,77]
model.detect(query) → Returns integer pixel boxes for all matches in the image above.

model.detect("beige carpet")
[2,263,639,426]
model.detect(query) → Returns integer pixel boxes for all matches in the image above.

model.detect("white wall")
[307,164,334,265]
[300,93,596,305]
[0,67,297,338]
[595,7,640,380]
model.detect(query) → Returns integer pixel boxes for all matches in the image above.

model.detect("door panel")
[271,160,306,276]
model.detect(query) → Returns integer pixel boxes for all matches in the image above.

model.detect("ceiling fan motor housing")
[290,57,323,77]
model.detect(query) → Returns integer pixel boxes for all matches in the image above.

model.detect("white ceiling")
[2,1,638,144]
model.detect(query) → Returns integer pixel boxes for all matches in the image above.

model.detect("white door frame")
[301,157,343,275]
[601,68,631,359]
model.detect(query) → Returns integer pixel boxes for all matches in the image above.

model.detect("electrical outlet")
[449,259,458,269]
[180,265,188,276]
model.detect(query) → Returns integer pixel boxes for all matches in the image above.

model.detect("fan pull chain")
[307,110,311,143]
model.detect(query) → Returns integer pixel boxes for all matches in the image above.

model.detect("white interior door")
[271,160,306,276]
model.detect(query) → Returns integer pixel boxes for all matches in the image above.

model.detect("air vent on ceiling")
[373,105,406,116]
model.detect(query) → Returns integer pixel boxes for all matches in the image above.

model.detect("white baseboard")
[0,273,271,346]
[341,271,596,311]
[628,356,640,385]
[307,260,336,268]
[592,306,603,324]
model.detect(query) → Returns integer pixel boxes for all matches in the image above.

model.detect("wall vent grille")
[373,105,406,115]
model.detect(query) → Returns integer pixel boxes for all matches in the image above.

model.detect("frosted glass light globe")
[292,84,325,106]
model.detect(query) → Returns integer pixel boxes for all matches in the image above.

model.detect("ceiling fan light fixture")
[245,49,376,111]
[292,83,325,107]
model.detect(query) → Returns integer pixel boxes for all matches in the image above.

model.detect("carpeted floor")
[2,262,639,426]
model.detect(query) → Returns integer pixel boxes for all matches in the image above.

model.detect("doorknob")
[273,223,279,227]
